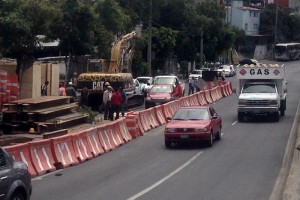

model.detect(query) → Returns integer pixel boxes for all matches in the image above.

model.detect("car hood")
[239,93,278,100]
[166,120,210,128]
[149,93,171,99]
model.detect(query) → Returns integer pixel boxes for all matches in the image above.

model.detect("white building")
[228,1,260,36]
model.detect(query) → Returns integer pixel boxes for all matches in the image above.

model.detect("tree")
[0,0,56,82]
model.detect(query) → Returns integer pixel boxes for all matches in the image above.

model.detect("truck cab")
[236,63,287,122]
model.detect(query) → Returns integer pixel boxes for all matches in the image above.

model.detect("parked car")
[133,79,142,94]
[189,70,203,80]
[136,76,154,96]
[217,65,235,77]
[153,75,185,96]
[164,106,222,148]
[0,147,32,200]
[145,84,175,109]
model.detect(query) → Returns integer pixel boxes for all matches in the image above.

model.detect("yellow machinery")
[76,31,144,110]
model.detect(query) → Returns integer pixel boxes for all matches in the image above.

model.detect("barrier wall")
[72,131,93,163]
[86,127,105,157]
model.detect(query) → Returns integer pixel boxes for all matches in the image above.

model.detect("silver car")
[0,147,32,200]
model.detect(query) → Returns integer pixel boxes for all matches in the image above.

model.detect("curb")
[269,99,300,200]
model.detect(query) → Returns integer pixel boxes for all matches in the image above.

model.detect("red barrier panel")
[154,105,166,125]
[110,121,125,146]
[4,143,37,177]
[28,139,56,176]
[228,82,233,95]
[147,107,160,128]
[180,96,190,107]
[190,94,200,106]
[118,118,132,142]
[97,124,117,152]
[86,127,105,157]
[198,91,208,105]
[126,114,140,138]
[72,131,93,163]
[139,110,151,132]
[51,135,79,169]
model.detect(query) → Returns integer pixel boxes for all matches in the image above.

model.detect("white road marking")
[232,120,238,125]
[32,169,64,181]
[126,151,203,200]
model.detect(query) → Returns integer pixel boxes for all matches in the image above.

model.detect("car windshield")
[191,70,202,75]
[154,77,175,85]
[219,65,230,70]
[172,108,209,120]
[151,85,172,93]
[137,78,150,84]
[242,83,276,93]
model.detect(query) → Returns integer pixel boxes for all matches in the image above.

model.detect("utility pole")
[147,0,152,76]
[200,29,203,68]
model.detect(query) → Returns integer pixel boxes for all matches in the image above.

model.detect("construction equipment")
[76,31,144,110]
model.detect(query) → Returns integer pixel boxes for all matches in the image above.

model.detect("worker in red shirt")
[109,88,122,120]
[174,81,183,99]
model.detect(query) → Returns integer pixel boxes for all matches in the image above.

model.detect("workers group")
[101,83,127,121]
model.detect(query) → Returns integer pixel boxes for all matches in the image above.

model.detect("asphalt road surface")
[31,60,300,200]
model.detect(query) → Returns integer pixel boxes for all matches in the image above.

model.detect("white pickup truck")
[236,63,287,122]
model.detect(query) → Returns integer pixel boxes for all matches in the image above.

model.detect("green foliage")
[77,105,102,124]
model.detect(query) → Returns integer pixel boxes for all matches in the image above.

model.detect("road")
[31,60,300,200]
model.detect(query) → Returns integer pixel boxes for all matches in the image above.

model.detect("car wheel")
[165,140,172,148]
[10,192,25,200]
[215,127,222,141]
[207,132,213,147]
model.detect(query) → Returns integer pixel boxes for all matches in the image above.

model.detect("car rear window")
[154,77,175,85]
[151,85,172,93]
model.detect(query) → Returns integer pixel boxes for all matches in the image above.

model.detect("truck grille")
[245,100,271,106]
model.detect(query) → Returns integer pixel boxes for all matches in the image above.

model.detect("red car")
[164,106,222,148]
[145,84,175,109]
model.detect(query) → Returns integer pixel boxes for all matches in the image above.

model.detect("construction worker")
[174,81,183,99]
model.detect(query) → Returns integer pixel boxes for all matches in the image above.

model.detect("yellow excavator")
[76,31,144,110]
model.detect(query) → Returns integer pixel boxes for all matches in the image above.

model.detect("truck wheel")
[280,109,285,116]
[273,112,280,122]
[238,113,244,122]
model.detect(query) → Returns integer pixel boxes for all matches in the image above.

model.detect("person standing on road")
[41,81,49,96]
[110,88,122,121]
[119,87,127,117]
[174,81,183,99]
[195,76,202,92]
[58,82,66,96]
[66,82,77,100]
[80,84,89,106]
[188,77,196,95]
[103,86,113,120]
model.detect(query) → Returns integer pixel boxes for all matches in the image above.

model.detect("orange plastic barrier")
[4,143,37,177]
[110,121,125,146]
[210,87,218,102]
[197,91,208,105]
[162,102,173,119]
[72,130,93,163]
[154,105,166,125]
[50,135,79,169]
[204,89,213,104]
[147,107,160,128]
[97,124,117,152]
[86,127,105,157]
[180,96,190,107]
[118,118,132,142]
[139,110,151,132]
[126,113,141,138]
[228,82,233,95]
[28,139,56,176]
[190,93,200,106]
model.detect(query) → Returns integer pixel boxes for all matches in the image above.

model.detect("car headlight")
[195,128,208,132]
[165,128,176,132]
[238,99,246,105]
